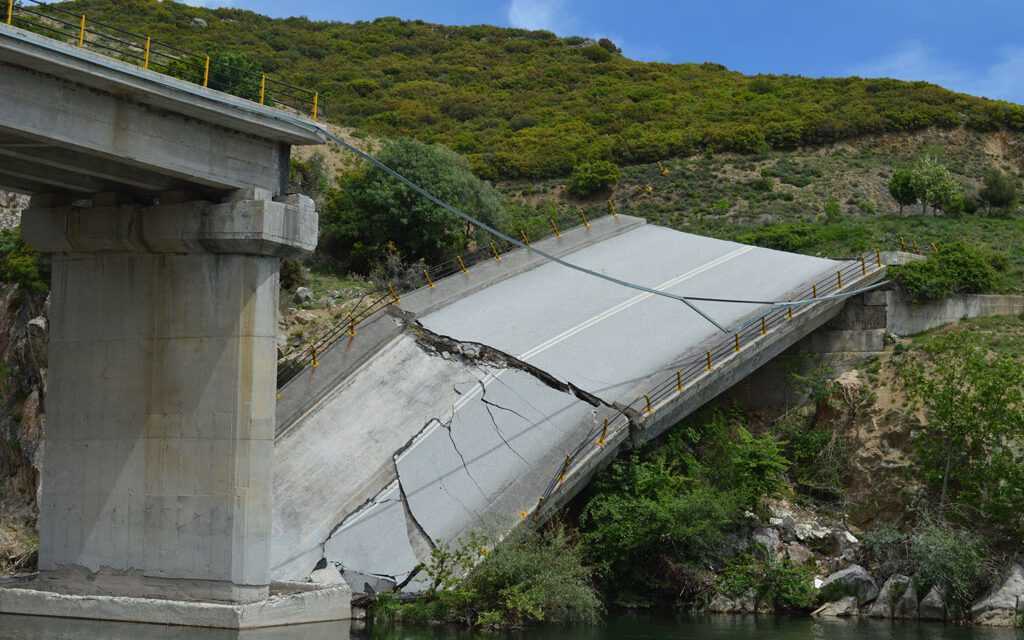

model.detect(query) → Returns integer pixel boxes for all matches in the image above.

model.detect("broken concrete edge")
[0,581,352,629]
[22,196,317,258]
[399,214,646,317]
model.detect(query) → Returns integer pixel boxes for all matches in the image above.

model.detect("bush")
[718,554,817,611]
[888,168,917,214]
[567,160,621,197]
[910,521,990,620]
[979,167,1018,213]
[0,229,47,293]
[890,242,1006,301]
[319,138,505,273]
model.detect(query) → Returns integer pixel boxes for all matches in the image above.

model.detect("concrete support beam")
[21,196,318,607]
[0,156,113,193]
[0,144,182,192]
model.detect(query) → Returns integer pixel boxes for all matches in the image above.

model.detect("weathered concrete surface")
[0,614,357,639]
[0,25,322,196]
[0,580,350,629]
[887,291,1024,336]
[272,225,855,590]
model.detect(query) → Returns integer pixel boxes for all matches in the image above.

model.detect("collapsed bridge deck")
[272,218,882,590]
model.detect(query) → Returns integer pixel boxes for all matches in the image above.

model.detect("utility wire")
[291,121,887,333]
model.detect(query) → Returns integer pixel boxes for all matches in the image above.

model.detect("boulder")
[752,527,783,557]
[971,563,1024,627]
[707,590,757,614]
[785,543,814,566]
[819,564,879,605]
[294,286,314,304]
[892,580,918,619]
[867,574,911,618]
[812,596,859,618]
[918,586,946,622]
[309,566,345,586]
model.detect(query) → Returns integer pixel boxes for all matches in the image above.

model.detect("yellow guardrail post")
[596,417,608,447]
[875,248,882,268]
[557,455,571,485]
[203,55,211,88]
[490,240,501,263]
[861,256,867,276]
[837,271,843,289]
[388,283,400,304]
[643,395,652,415]
[812,283,818,299]
[423,268,435,288]
[142,36,151,70]
[347,320,356,338]
[787,305,793,321]
[579,208,591,229]
[6,0,13,26]
[457,255,468,274]
[311,92,319,120]
[259,74,267,105]
[310,345,319,369]
[77,14,86,47]
[549,218,561,238]
[520,229,530,246]
[607,199,618,219]
[734,334,740,353]
[760,316,767,336]
[676,370,684,392]
[706,351,712,371]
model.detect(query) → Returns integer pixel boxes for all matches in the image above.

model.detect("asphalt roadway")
[272,225,839,589]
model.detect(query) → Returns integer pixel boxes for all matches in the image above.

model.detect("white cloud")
[849,41,1024,104]
[507,0,566,32]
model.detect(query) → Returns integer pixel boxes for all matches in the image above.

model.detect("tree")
[909,156,963,214]
[902,331,1024,535]
[888,169,917,215]
[567,160,620,197]
[320,138,505,273]
[979,167,1018,214]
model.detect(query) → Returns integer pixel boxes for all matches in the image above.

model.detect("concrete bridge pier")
[0,194,353,627]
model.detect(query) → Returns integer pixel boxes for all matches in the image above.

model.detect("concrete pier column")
[21,195,316,603]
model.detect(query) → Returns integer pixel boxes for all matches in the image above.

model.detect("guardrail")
[275,209,600,387]
[4,0,319,118]
[529,249,887,519]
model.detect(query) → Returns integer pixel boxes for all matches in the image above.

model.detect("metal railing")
[529,248,888,519]
[4,0,319,119]
[275,209,599,387]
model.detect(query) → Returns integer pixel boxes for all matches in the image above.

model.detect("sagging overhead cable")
[297,123,886,333]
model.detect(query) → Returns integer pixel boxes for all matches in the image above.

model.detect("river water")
[1,613,1021,639]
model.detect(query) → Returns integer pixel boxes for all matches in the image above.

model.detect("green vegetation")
[889,242,1009,301]
[888,169,917,215]
[375,527,601,629]
[718,554,817,611]
[578,410,788,605]
[0,229,46,293]
[38,0,1024,181]
[320,138,505,273]
[567,161,621,197]
[980,167,1019,214]
[898,327,1024,539]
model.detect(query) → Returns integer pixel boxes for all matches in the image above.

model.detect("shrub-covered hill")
[41,0,1024,180]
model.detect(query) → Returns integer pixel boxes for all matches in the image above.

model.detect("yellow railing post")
[579,209,591,229]
[388,283,400,304]
[457,255,468,274]
[787,304,793,321]
[142,36,151,70]
[490,240,501,263]
[311,92,319,120]
[836,271,843,289]
[6,0,13,26]
[549,218,561,238]
[596,417,608,447]
[203,55,211,88]
[644,395,652,415]
[310,345,319,369]
[423,268,435,288]
[760,316,767,336]
[520,229,530,246]
[812,284,818,299]
[706,351,712,371]
[676,370,683,393]
[347,320,356,338]
[77,14,86,47]
[259,74,266,105]
[734,334,740,353]
[861,256,867,276]
[875,248,882,268]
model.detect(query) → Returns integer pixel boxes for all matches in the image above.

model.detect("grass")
[909,315,1024,357]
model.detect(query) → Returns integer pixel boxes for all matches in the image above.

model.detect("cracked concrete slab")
[271,223,844,592]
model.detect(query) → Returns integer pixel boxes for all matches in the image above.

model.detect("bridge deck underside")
[272,226,841,589]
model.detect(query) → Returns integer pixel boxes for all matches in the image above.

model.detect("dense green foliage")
[42,0,1024,180]
[567,161,621,197]
[888,169,918,215]
[378,527,601,629]
[980,167,1018,213]
[0,229,46,293]
[320,138,504,272]
[889,242,1008,301]
[898,329,1024,539]
[579,410,788,604]
[718,554,817,611]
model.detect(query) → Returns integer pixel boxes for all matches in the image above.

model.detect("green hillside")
[32,0,1024,180]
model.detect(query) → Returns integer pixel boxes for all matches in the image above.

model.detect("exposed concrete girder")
[0,143,181,192]
[0,173,50,195]
[0,158,110,193]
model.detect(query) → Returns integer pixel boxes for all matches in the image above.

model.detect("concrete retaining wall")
[887,291,1024,336]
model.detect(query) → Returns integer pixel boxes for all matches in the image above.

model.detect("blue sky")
[189,0,1024,104]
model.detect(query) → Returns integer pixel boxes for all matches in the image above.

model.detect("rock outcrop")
[867,574,911,618]
[812,596,859,618]
[971,563,1024,627]
[918,586,946,621]
[819,564,879,605]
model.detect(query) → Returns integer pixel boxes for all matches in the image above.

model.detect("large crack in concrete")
[316,314,631,592]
